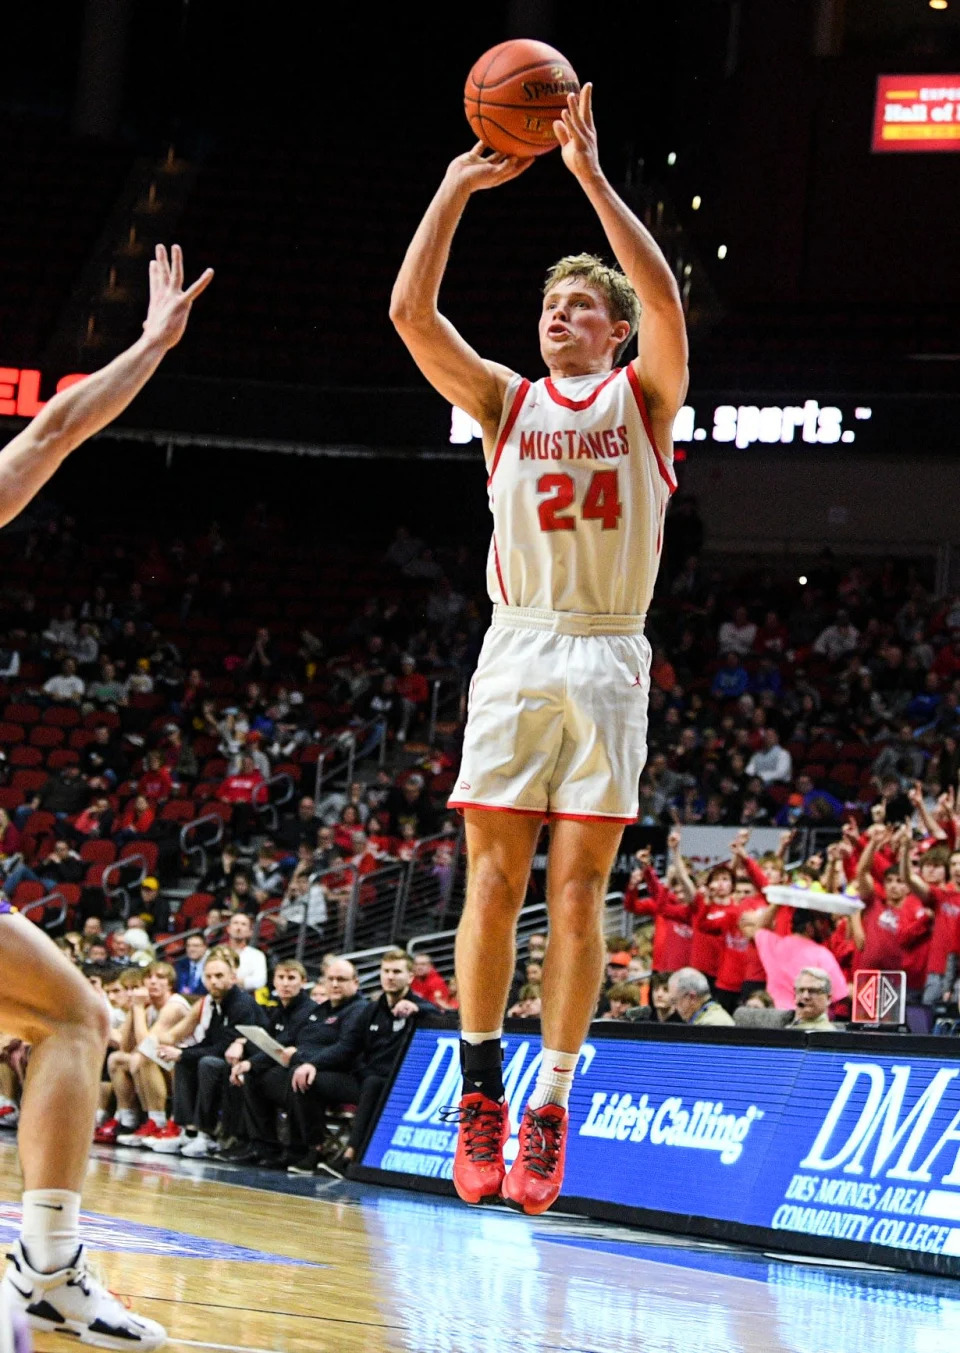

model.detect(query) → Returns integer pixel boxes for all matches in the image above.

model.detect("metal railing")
[399,833,462,933]
[426,674,465,746]
[102,854,148,921]
[179,811,225,878]
[253,771,296,832]
[18,890,69,932]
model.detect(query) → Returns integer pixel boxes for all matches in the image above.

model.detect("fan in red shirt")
[116,793,156,839]
[905,843,960,1004]
[623,842,693,974]
[218,752,266,847]
[669,839,734,988]
[410,952,453,1009]
[138,748,174,803]
[854,825,932,998]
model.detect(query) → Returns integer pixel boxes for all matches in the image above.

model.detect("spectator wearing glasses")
[787,968,837,1030]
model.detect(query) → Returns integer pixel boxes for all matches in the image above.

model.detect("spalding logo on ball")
[465,39,580,157]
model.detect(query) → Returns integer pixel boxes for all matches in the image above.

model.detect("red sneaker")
[92,1117,120,1145]
[117,1120,161,1148]
[449,1093,509,1204]
[501,1104,568,1215]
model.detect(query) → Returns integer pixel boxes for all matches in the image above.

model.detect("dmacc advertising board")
[358,1024,960,1275]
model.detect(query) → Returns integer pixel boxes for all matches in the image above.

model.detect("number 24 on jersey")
[537,470,622,532]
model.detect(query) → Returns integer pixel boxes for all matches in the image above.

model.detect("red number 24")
[537,470,622,532]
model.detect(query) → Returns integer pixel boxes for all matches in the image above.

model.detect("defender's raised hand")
[444,142,534,196]
[554,82,600,181]
[143,244,214,351]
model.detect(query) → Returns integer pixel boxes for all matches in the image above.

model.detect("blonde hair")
[543,253,640,361]
[205,945,238,970]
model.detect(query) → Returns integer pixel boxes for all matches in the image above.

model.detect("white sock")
[117,1109,138,1128]
[528,1047,579,1111]
[460,1028,502,1045]
[95,1108,107,1126]
[148,1110,167,1127]
[21,1189,81,1274]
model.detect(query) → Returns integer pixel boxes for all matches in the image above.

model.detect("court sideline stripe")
[140,1293,404,1331]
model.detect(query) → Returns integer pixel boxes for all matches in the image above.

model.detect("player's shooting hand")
[291,1063,316,1093]
[142,244,214,351]
[554,83,600,181]
[445,143,534,196]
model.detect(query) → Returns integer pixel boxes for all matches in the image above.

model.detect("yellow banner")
[882,124,960,139]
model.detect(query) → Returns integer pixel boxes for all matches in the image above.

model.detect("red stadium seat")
[11,769,47,794]
[4,704,40,726]
[11,880,46,907]
[83,863,107,890]
[120,840,159,874]
[68,728,96,750]
[80,840,117,865]
[201,758,228,780]
[42,706,81,728]
[9,746,43,768]
[160,800,196,825]
[46,749,80,770]
[0,787,24,811]
[178,892,214,929]
[29,725,65,748]
[83,711,120,730]
[0,722,25,746]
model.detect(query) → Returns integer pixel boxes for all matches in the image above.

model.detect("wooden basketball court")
[2,1139,958,1352]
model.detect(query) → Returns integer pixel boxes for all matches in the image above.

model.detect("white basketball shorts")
[447,606,651,824]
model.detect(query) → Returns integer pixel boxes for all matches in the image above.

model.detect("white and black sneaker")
[2,1240,166,1350]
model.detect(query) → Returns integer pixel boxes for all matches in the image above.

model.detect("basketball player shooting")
[0,245,212,1352]
[391,84,688,1214]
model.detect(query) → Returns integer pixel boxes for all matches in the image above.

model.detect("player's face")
[539,279,623,372]
[274,967,304,1000]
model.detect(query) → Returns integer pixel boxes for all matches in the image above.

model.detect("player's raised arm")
[0,244,213,530]
[554,84,689,422]
[389,145,532,440]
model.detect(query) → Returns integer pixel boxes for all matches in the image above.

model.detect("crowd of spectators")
[3,496,960,1167]
[0,511,476,968]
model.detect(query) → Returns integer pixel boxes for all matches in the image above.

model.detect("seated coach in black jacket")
[288,947,436,1175]
[217,958,318,1163]
[229,957,368,1166]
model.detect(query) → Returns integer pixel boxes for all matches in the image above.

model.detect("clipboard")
[236,1024,287,1065]
[137,1035,176,1072]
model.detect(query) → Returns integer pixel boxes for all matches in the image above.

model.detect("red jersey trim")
[488,378,531,485]
[448,801,634,826]
[544,368,621,411]
[448,800,547,819]
[492,534,509,605]
[549,810,636,825]
[625,363,677,495]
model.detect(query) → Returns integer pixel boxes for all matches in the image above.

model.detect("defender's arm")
[0,246,212,529]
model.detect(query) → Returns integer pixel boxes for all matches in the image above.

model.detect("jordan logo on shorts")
[631,671,643,687]
[460,781,471,790]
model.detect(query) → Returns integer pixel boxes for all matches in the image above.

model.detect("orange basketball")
[464,39,580,158]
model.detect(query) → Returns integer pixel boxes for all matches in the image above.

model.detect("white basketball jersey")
[485,366,676,616]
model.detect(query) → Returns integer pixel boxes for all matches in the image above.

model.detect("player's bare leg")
[0,913,166,1348]
[450,810,542,1203]
[502,818,623,1215]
